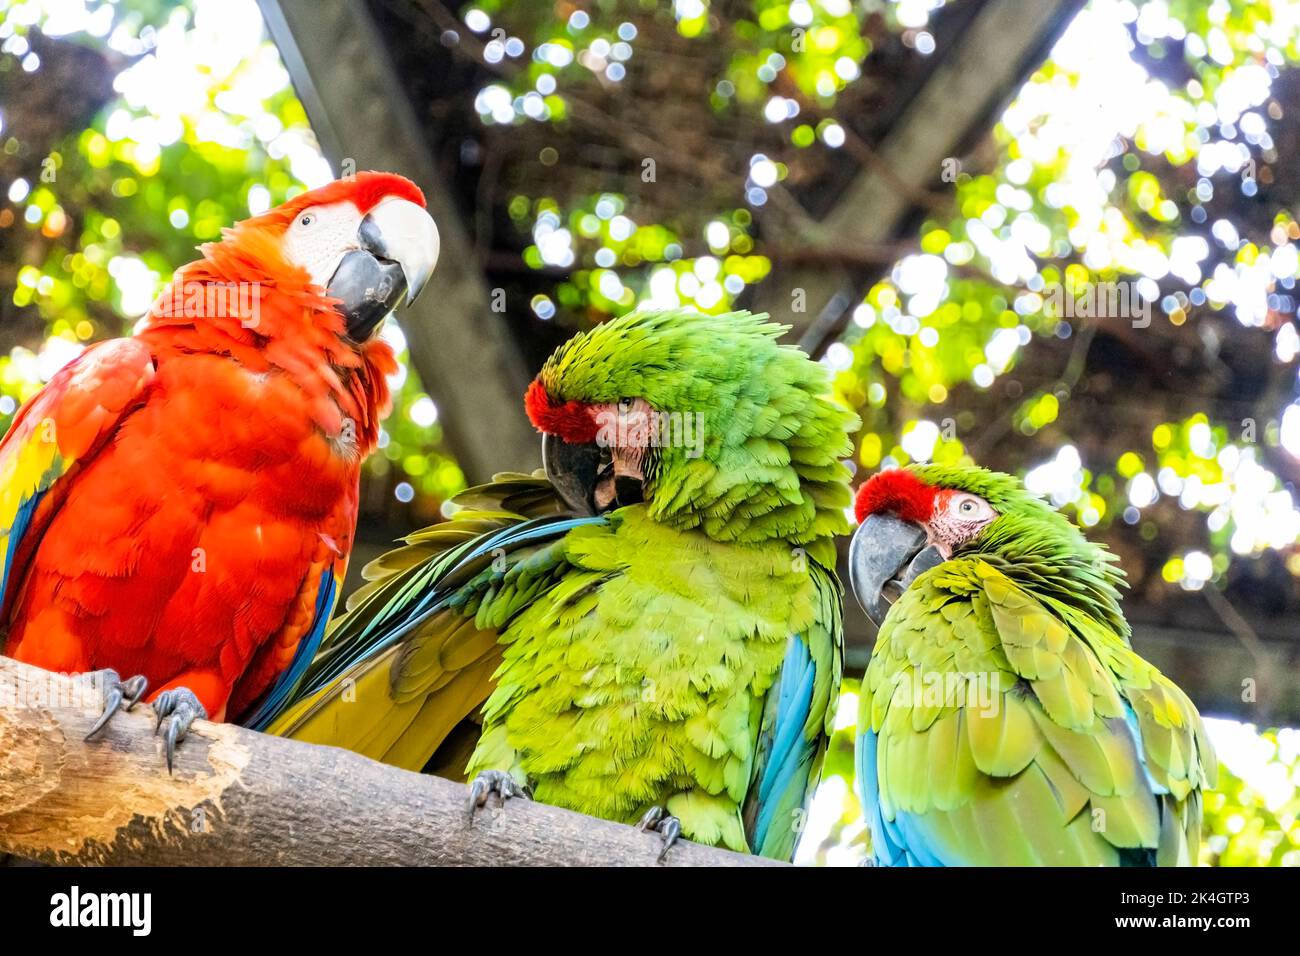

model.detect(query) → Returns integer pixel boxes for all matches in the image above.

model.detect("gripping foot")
[85,670,149,740]
[636,806,683,863]
[466,769,528,818]
[153,687,207,774]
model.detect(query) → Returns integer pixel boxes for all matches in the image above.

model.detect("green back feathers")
[538,309,860,559]
[908,463,1130,640]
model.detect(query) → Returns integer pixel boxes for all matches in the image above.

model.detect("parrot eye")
[299,213,316,227]
[950,493,994,523]
[618,397,634,412]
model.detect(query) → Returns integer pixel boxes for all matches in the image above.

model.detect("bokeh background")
[2,0,1299,865]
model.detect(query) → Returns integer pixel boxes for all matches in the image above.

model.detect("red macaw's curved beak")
[328,197,440,342]
[849,513,945,629]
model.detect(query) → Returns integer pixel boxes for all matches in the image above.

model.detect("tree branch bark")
[0,656,782,867]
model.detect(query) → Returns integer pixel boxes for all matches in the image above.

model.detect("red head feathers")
[140,172,421,452]
[244,171,426,232]
[854,468,938,524]
[524,378,600,444]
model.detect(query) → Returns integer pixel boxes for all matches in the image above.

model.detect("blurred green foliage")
[1201,725,1300,866]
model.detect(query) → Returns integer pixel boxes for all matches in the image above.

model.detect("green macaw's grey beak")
[543,433,605,516]
[849,513,944,629]
[329,197,440,342]
[543,433,644,516]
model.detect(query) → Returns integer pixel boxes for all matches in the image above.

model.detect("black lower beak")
[849,513,944,629]
[543,434,644,515]
[328,249,407,342]
[543,433,604,516]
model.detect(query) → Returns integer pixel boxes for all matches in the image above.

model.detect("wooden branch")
[0,657,781,867]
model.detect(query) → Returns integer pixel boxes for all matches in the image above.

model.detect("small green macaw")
[848,464,1216,866]
[260,309,859,859]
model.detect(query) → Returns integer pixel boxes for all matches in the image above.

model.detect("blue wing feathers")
[751,635,816,850]
[1,488,45,608]
[857,726,945,866]
[242,568,336,731]
[302,514,605,696]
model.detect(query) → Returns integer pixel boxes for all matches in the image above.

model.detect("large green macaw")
[256,309,859,859]
[848,464,1216,866]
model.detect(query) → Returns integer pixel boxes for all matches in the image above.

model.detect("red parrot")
[0,171,439,767]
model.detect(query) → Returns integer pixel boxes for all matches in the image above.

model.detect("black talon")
[636,806,683,863]
[466,769,527,817]
[85,670,149,741]
[151,687,206,775]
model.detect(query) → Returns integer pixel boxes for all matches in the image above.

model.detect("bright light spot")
[675,0,706,20]
[824,342,854,371]
[598,271,624,300]
[852,304,876,328]
[1024,445,1084,507]
[408,396,439,428]
[36,336,84,382]
[1205,719,1299,813]
[750,157,778,188]
[108,255,160,317]
[247,184,271,215]
[1189,421,1215,458]
[1282,405,1300,458]
[901,419,940,462]
[895,0,933,29]
[763,96,797,123]
[984,326,1022,373]
[1128,471,1158,508]
[608,215,634,242]
[1182,550,1213,590]
[531,294,556,320]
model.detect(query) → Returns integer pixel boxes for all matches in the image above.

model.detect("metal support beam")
[756,0,1085,352]
[258,0,540,481]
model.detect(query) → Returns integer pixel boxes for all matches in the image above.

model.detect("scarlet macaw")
[0,171,439,768]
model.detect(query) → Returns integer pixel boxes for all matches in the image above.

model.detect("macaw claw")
[466,769,528,817]
[153,687,207,775]
[635,806,682,863]
[85,670,149,741]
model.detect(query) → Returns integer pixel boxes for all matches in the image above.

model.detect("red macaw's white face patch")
[927,489,998,557]
[280,200,366,290]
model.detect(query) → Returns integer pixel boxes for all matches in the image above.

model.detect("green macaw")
[258,309,859,859]
[848,464,1216,866]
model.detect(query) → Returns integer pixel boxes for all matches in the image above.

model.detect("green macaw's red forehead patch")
[854,468,938,524]
[524,378,600,444]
